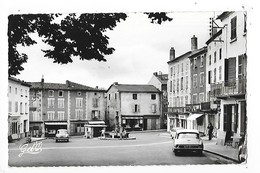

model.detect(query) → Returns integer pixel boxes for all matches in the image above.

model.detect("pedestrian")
[101,128,105,138]
[207,122,213,140]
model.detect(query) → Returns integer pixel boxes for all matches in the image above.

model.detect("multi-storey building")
[208,11,247,145]
[29,78,106,137]
[106,82,162,131]
[167,35,203,131]
[186,46,209,133]
[8,77,31,141]
[148,72,168,129]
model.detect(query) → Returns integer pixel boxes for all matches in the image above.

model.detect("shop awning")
[84,124,107,127]
[187,114,204,121]
[45,122,68,125]
[88,121,105,125]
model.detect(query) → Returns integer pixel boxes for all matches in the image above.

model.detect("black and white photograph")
[0,0,259,172]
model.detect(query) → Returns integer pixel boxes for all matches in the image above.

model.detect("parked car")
[55,129,69,142]
[172,129,203,156]
[170,127,183,139]
[238,135,247,163]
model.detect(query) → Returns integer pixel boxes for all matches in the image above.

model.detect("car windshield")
[178,133,199,139]
[57,130,68,134]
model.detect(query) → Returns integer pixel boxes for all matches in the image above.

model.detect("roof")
[8,76,31,87]
[188,47,207,59]
[155,74,168,85]
[29,80,106,92]
[108,83,161,93]
[167,51,192,64]
[216,11,234,21]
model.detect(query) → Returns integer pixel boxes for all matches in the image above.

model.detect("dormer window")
[77,92,81,96]
[49,90,54,97]
[230,16,237,41]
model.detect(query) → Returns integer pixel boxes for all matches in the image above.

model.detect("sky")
[15,12,218,89]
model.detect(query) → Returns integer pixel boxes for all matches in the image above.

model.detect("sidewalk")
[9,137,47,146]
[202,136,239,163]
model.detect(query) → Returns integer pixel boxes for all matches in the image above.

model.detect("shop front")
[8,115,20,140]
[70,120,88,136]
[187,113,204,131]
[44,121,68,137]
[29,122,44,137]
[178,114,188,129]
[121,115,144,131]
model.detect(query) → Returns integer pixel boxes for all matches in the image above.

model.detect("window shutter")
[137,105,140,113]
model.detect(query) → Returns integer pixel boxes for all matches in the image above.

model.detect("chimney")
[41,75,44,88]
[191,35,198,51]
[170,47,175,61]
[113,82,119,86]
[96,86,98,89]
[153,72,158,76]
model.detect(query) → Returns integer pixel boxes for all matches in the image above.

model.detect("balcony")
[167,107,187,114]
[210,78,246,99]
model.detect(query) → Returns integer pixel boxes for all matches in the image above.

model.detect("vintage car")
[172,129,203,156]
[170,127,184,139]
[55,129,69,142]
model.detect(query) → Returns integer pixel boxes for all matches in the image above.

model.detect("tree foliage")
[8,12,172,76]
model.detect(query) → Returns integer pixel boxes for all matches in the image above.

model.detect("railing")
[168,107,187,113]
[210,78,246,97]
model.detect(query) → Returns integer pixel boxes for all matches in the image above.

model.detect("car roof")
[176,129,199,134]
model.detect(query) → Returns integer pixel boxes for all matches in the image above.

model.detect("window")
[20,102,23,114]
[177,64,179,74]
[181,77,184,90]
[15,102,18,112]
[238,55,243,79]
[58,90,64,97]
[186,76,188,90]
[193,58,197,69]
[48,98,55,108]
[15,88,17,94]
[93,98,99,108]
[193,74,197,88]
[200,72,204,86]
[9,101,12,112]
[173,80,175,93]
[47,111,55,120]
[9,86,11,93]
[244,13,247,33]
[177,79,179,92]
[181,63,184,72]
[58,98,64,108]
[58,112,65,120]
[231,16,237,40]
[133,104,140,113]
[219,48,222,60]
[170,67,173,76]
[192,94,197,104]
[214,51,217,63]
[214,68,217,83]
[77,92,81,96]
[133,94,137,100]
[25,90,28,97]
[209,55,211,65]
[173,66,175,76]
[76,98,83,108]
[200,55,204,67]
[108,94,110,100]
[219,66,222,81]
[169,81,172,92]
[75,109,83,119]
[185,95,188,105]
[21,89,23,97]
[49,90,54,97]
[151,94,156,100]
[115,93,117,100]
[208,71,212,84]
[25,103,28,113]
[151,104,157,113]
[199,93,204,103]
[180,96,183,107]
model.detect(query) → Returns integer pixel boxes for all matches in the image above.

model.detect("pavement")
[201,136,240,163]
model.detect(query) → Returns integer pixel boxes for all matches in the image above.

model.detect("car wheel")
[56,139,58,142]
[174,150,180,156]
[198,150,203,156]
[67,139,69,142]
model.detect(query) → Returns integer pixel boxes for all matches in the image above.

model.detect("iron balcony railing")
[167,107,187,113]
[210,78,246,97]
